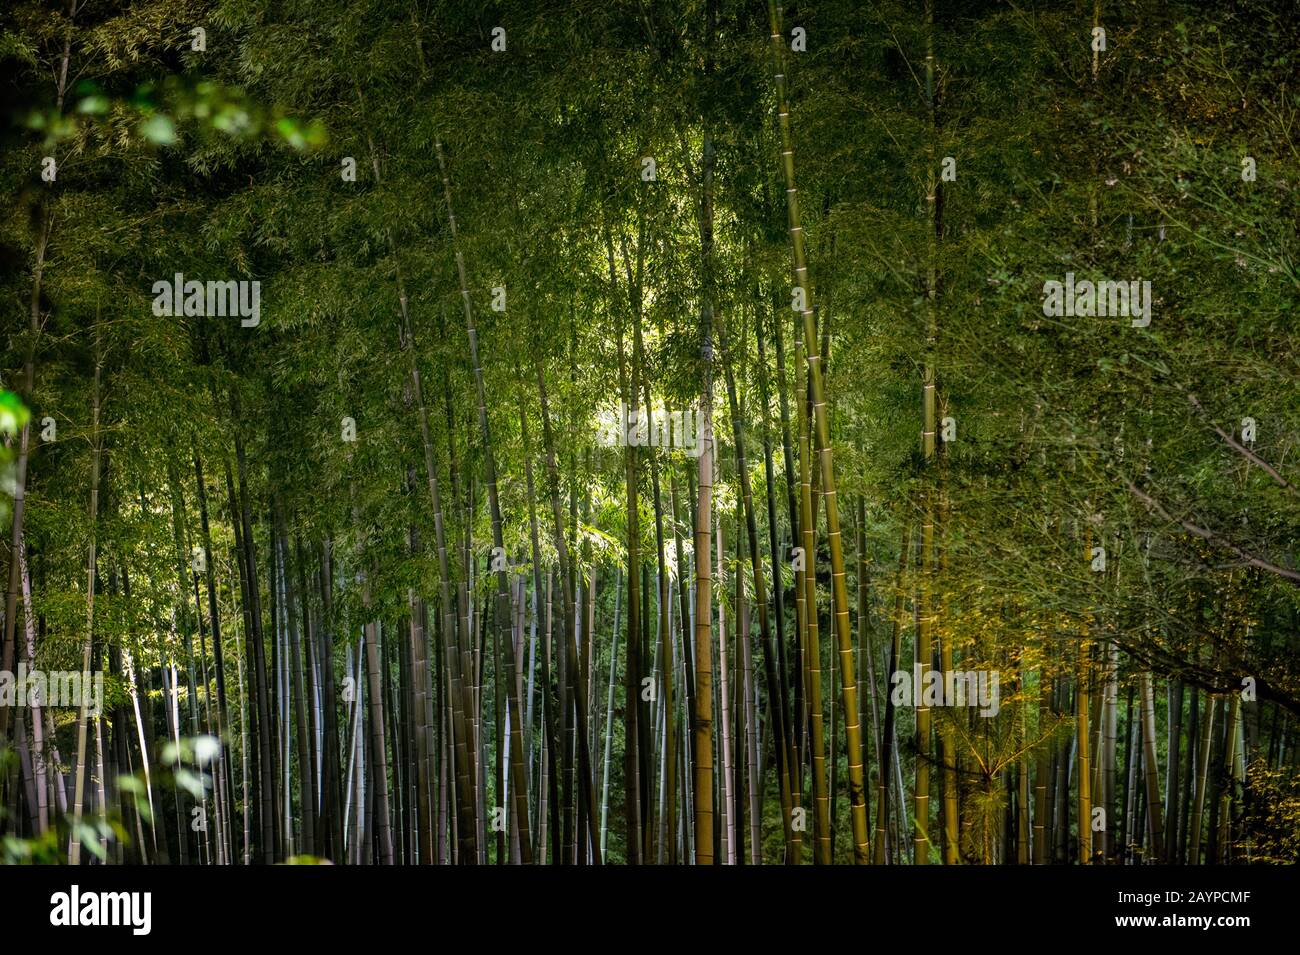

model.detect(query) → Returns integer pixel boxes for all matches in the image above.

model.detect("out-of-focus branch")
[1182,387,1299,499]
[1126,479,1300,584]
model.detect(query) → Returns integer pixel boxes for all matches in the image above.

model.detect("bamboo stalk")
[766,4,870,860]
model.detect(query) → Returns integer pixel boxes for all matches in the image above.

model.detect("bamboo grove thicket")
[1,0,1298,865]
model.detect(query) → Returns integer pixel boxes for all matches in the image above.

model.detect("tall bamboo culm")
[766,0,870,864]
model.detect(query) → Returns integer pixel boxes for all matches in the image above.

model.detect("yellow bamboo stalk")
[767,0,870,865]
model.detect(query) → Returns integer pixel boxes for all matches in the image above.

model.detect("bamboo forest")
[1,0,1298,880]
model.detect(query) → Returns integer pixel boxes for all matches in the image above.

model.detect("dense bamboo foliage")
[2,0,1299,866]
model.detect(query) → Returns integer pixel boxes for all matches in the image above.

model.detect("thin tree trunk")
[1164,677,1183,863]
[69,328,102,865]
[1034,665,1053,865]
[535,367,603,862]
[1139,671,1165,860]
[318,538,345,863]
[1076,639,1092,864]
[715,497,735,864]
[281,516,315,857]
[230,434,277,862]
[753,300,799,860]
[0,0,74,748]
[767,0,869,862]
[17,536,48,834]
[435,140,533,862]
[600,573,620,858]
[874,526,909,864]
[362,614,393,864]
[796,334,830,864]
